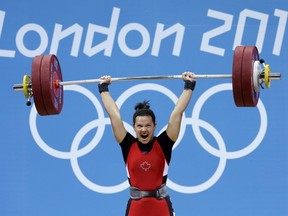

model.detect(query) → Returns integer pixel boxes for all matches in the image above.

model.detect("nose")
[141,126,147,132]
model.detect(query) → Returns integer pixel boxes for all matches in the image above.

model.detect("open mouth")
[141,134,149,139]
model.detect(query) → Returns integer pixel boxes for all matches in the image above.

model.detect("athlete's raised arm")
[166,72,196,142]
[98,76,127,144]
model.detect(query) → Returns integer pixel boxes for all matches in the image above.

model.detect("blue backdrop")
[1,1,287,215]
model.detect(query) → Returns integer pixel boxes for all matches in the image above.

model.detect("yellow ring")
[22,75,30,98]
[264,64,271,88]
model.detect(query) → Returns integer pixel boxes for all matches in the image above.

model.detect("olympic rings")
[191,84,267,159]
[167,118,227,193]
[30,85,106,159]
[70,118,130,194]
[29,82,267,194]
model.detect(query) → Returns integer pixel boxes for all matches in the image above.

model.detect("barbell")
[13,46,281,116]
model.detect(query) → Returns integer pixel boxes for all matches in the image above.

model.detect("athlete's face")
[134,115,156,144]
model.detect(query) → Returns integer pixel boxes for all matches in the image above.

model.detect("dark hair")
[133,100,156,125]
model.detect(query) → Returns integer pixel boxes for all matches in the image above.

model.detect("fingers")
[99,75,111,84]
[182,72,195,81]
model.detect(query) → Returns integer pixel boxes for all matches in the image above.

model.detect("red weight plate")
[232,46,245,106]
[241,46,259,106]
[31,55,48,115]
[40,55,63,115]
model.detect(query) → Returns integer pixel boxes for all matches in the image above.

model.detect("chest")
[127,141,165,173]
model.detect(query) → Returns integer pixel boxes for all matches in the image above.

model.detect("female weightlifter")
[98,72,196,216]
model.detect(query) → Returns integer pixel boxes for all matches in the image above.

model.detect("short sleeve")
[119,132,136,163]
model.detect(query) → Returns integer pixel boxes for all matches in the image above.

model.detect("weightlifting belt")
[130,184,168,200]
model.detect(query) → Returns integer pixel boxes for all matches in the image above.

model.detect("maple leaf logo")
[140,161,151,171]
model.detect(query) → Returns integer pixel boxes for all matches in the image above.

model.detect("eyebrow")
[135,123,152,127]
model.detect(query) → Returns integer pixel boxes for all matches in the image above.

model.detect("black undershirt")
[120,131,174,164]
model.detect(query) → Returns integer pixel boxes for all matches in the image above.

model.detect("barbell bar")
[13,74,233,91]
[13,46,281,116]
[13,72,281,91]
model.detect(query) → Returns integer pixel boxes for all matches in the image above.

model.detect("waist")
[130,184,168,200]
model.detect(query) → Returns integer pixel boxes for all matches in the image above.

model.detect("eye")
[136,124,143,129]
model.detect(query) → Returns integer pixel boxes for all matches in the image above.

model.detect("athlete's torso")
[120,131,175,216]
[120,130,174,189]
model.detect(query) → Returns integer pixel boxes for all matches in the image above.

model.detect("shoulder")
[156,130,175,163]
[120,132,135,147]
[157,130,174,147]
[119,132,136,163]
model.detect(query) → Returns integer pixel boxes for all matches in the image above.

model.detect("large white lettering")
[50,24,83,57]
[200,10,233,56]
[233,9,268,53]
[83,7,119,57]
[0,7,286,58]
[273,9,288,56]
[0,11,15,57]
[152,23,185,56]
[1,7,184,58]
[16,23,49,57]
[201,8,286,56]
[118,23,150,57]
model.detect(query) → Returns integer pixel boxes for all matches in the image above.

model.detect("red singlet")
[120,131,175,216]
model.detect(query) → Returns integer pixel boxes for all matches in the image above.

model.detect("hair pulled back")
[133,100,156,125]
